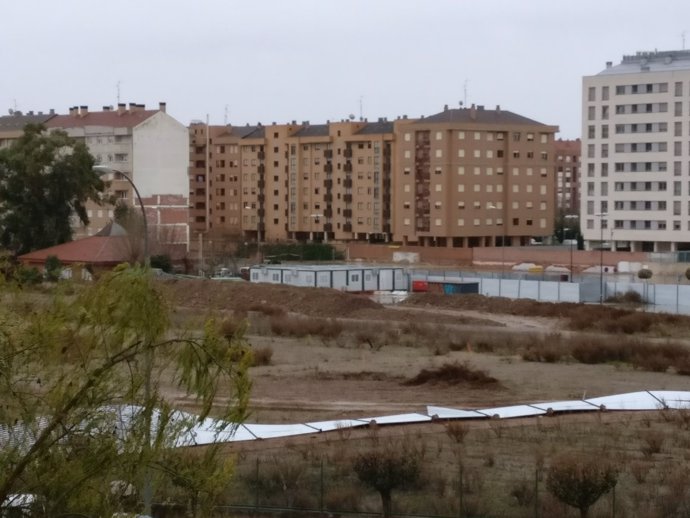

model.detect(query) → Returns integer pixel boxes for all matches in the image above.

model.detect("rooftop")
[0,111,56,132]
[597,49,690,75]
[416,105,549,126]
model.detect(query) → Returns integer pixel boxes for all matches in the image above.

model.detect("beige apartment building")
[189,105,557,263]
[582,50,690,252]
[393,105,558,247]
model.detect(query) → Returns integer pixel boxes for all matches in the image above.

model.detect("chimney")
[80,105,88,117]
[69,106,78,116]
[443,104,449,111]
[49,109,55,115]
[28,111,34,116]
[606,61,612,68]
[158,101,166,113]
[469,104,477,120]
[128,102,136,112]
[496,105,501,113]
[103,105,111,111]
[117,103,126,115]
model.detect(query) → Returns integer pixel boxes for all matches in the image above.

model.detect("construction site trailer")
[248,265,407,292]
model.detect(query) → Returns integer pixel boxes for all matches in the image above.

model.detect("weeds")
[403,361,499,387]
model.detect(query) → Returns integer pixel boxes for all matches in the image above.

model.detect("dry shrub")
[640,430,664,458]
[629,461,651,484]
[220,313,248,340]
[444,422,469,444]
[510,479,535,507]
[570,338,632,364]
[251,346,273,366]
[249,303,286,317]
[630,342,689,372]
[606,290,644,304]
[603,312,656,334]
[522,339,564,363]
[404,361,499,387]
[270,315,343,339]
[323,486,361,512]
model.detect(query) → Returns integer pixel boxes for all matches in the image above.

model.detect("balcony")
[258,151,265,160]
[383,209,391,219]
[383,178,391,189]
[343,223,352,232]
[383,223,391,233]
[258,164,265,174]
[324,149,333,159]
[344,194,353,203]
[343,209,353,218]
[257,208,265,217]
[324,207,333,218]
[258,223,266,232]
[258,179,265,189]
[324,193,333,202]
[344,148,352,158]
[324,223,333,232]
[324,179,333,189]
[324,163,333,173]
[343,178,353,188]
[344,162,353,173]
[258,193,265,203]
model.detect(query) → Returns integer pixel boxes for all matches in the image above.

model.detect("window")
[457,166,465,175]
[435,131,443,140]
[474,132,481,140]
[602,86,609,100]
[458,131,465,139]
[588,87,596,101]
[458,149,465,158]
[404,133,411,142]
[435,149,442,158]
[588,106,596,120]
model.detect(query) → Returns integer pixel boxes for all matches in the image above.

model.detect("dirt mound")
[158,278,383,318]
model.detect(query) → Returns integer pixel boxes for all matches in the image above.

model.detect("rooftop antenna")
[683,30,687,50]
[224,104,229,125]
[116,81,121,104]
[463,80,469,106]
[359,95,363,121]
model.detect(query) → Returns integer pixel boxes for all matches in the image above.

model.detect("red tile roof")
[18,235,132,266]
[46,110,157,129]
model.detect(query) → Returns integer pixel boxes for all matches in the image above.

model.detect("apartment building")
[393,105,558,247]
[188,119,394,261]
[189,105,557,263]
[581,50,690,252]
[46,103,189,252]
[0,110,56,149]
[554,139,581,214]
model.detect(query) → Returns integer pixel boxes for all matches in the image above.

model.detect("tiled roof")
[46,110,157,129]
[0,113,56,132]
[239,126,265,139]
[356,121,394,135]
[292,124,329,137]
[417,108,547,126]
[18,232,131,266]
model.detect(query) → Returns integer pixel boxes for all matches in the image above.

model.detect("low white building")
[249,264,408,292]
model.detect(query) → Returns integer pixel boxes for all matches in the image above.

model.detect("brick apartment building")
[554,139,581,215]
[189,104,558,262]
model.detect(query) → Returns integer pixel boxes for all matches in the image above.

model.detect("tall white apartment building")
[581,50,690,253]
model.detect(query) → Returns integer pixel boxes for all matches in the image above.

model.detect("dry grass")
[269,315,343,339]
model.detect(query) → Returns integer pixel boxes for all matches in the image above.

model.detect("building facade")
[581,50,690,252]
[189,105,558,266]
[46,103,189,252]
[554,139,581,214]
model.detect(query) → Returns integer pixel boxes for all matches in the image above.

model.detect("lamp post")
[93,165,153,516]
[563,214,579,283]
[93,165,149,266]
[488,204,504,296]
[596,212,608,303]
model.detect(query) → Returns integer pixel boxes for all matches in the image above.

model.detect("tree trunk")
[380,490,392,518]
[580,506,589,518]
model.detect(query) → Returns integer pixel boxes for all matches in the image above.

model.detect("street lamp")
[488,203,504,296]
[563,214,579,283]
[596,212,608,303]
[93,165,149,266]
[93,164,153,516]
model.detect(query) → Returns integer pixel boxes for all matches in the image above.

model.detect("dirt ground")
[160,278,690,424]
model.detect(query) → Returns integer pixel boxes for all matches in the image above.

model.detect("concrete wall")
[133,112,189,198]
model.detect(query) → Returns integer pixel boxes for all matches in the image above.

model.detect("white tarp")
[584,391,663,411]
[426,406,486,419]
[476,405,546,419]
[529,400,600,412]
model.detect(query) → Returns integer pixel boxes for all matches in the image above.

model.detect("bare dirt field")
[158,278,690,517]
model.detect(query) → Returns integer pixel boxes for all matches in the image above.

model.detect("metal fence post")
[534,466,539,518]
[458,461,464,518]
[254,457,260,512]
[320,457,324,514]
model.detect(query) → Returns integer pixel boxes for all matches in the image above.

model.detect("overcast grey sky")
[2,0,688,138]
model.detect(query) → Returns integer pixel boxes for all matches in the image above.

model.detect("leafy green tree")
[44,255,63,282]
[0,265,252,516]
[353,439,423,518]
[546,454,618,518]
[0,124,105,255]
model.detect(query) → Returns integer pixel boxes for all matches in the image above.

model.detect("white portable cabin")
[248,265,407,292]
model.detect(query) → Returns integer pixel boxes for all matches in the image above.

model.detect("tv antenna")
[224,104,229,125]
[359,95,363,121]
[463,80,469,106]
[116,81,122,104]
[683,30,687,50]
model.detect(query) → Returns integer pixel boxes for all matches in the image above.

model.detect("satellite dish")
[348,114,355,120]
